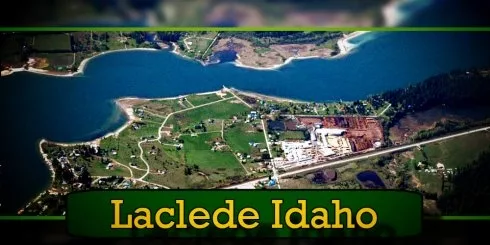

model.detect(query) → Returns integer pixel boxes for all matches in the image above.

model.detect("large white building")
[311,128,352,157]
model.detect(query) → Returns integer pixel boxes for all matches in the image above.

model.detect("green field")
[99,128,149,178]
[141,132,247,188]
[168,99,250,132]
[278,131,306,140]
[33,34,72,51]
[420,131,490,168]
[224,122,267,156]
[135,99,187,117]
[186,93,224,106]
[180,133,240,169]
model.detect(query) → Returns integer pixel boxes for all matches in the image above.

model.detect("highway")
[223,126,490,189]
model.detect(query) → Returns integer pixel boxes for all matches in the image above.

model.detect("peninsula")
[21,67,490,217]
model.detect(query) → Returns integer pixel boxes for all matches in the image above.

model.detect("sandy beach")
[337,31,371,56]
[233,54,323,71]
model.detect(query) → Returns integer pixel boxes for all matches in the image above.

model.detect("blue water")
[356,171,386,189]
[1,32,490,213]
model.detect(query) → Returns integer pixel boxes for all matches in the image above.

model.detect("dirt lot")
[212,38,334,68]
[271,44,333,58]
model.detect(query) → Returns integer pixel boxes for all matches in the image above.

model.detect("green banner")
[67,190,422,238]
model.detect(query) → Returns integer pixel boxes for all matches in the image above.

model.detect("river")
[1,31,490,213]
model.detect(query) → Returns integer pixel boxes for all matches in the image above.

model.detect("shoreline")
[22,88,232,212]
[3,32,371,78]
[228,87,308,104]
[18,139,56,214]
[231,31,370,71]
[337,31,371,56]
[1,47,164,78]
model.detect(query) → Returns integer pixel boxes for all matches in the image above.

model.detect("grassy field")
[224,122,267,156]
[278,131,306,141]
[33,34,72,51]
[141,132,247,188]
[186,93,225,106]
[184,32,218,56]
[168,99,250,132]
[180,133,240,169]
[420,131,490,168]
[99,127,149,178]
[135,99,187,117]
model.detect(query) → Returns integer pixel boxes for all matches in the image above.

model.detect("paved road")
[223,126,490,189]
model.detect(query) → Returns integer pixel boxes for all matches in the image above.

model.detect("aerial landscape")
[1,30,490,217]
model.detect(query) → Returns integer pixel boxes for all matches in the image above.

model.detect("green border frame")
[2,26,490,222]
[2,216,490,221]
[1,27,490,32]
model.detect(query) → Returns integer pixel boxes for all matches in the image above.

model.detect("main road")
[222,126,490,189]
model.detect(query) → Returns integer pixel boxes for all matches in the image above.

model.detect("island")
[18,66,490,217]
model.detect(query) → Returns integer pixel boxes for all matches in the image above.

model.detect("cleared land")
[177,32,219,59]
[212,38,335,68]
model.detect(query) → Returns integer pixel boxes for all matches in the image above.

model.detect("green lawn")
[224,122,267,155]
[422,131,490,168]
[186,93,224,106]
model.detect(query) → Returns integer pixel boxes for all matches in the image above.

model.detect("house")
[248,111,259,120]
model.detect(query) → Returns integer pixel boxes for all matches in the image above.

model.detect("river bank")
[1,47,165,78]
[4,31,490,214]
[2,32,368,78]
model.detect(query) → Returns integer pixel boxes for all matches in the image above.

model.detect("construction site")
[272,116,383,170]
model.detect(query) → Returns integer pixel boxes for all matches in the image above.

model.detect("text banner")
[67,190,422,238]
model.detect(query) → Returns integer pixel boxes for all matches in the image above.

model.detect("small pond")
[356,170,386,189]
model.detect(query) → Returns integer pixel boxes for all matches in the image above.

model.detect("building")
[248,111,259,120]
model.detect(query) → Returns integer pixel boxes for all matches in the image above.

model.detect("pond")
[356,170,386,189]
